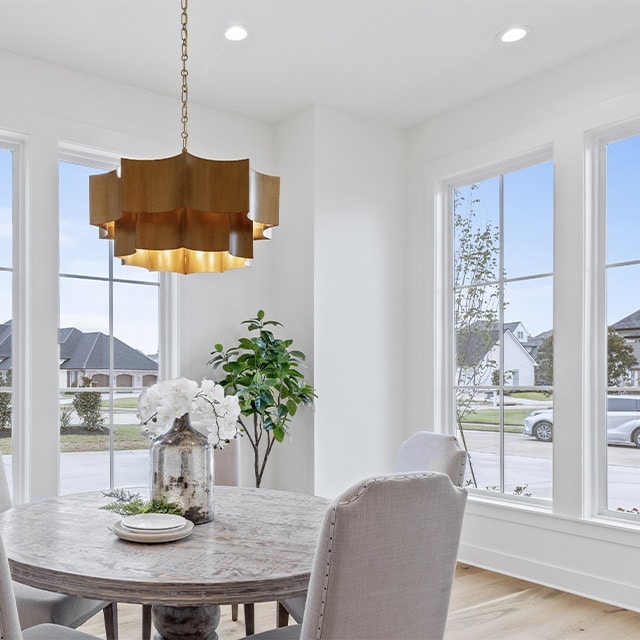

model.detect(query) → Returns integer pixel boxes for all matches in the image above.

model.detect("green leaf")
[100,490,182,516]
[208,309,316,485]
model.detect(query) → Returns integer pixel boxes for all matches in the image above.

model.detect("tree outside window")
[452,157,554,498]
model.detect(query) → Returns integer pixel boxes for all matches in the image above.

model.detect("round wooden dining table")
[0,486,329,640]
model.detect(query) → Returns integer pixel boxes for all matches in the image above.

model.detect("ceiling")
[2,1,640,128]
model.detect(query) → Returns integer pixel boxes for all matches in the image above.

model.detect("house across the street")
[457,320,541,386]
[0,320,158,389]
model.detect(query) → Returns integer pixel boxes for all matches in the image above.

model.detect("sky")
[606,135,640,327]
[59,161,159,355]
[0,155,159,356]
[454,160,553,337]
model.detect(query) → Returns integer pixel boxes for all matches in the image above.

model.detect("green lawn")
[458,393,553,433]
[0,424,150,455]
[461,407,536,426]
[101,397,139,410]
[506,391,553,401]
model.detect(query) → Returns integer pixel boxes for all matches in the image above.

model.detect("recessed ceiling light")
[225,25,248,41]
[498,26,530,43]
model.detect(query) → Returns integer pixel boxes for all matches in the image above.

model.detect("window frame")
[57,144,179,490]
[441,144,554,505]
[587,119,640,520]
[0,131,28,502]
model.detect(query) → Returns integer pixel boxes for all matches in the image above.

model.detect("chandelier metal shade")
[88,0,280,275]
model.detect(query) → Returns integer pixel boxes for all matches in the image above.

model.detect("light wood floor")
[79,564,640,639]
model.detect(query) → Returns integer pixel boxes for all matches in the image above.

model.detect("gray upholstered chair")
[252,472,467,640]
[0,461,117,639]
[278,431,468,628]
[0,529,102,640]
[141,440,255,638]
[394,431,468,486]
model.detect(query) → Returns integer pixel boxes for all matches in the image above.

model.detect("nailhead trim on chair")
[315,503,336,640]
[455,452,468,487]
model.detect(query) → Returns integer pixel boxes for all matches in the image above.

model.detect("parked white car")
[523,395,640,447]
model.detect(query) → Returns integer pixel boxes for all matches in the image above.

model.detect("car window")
[607,397,638,412]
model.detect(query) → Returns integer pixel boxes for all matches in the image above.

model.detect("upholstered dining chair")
[251,472,467,640]
[394,431,468,486]
[0,529,102,640]
[141,439,255,638]
[0,461,117,639]
[277,431,469,628]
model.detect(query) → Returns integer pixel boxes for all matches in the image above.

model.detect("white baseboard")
[459,500,640,614]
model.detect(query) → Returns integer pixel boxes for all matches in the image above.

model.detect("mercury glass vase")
[150,412,214,524]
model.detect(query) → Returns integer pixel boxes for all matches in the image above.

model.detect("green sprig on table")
[100,489,182,516]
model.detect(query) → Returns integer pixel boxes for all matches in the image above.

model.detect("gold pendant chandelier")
[89,0,279,275]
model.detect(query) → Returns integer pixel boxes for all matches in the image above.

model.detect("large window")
[451,156,554,499]
[59,159,159,493]
[0,147,12,497]
[603,133,640,514]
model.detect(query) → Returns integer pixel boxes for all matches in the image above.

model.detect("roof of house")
[0,321,12,370]
[59,327,157,371]
[0,321,157,372]
[611,310,640,333]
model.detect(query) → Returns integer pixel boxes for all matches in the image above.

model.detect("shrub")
[72,375,105,431]
[59,405,73,430]
[0,372,11,430]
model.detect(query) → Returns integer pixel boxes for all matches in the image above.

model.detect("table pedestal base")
[152,604,221,640]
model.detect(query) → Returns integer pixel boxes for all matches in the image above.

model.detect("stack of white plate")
[111,513,194,543]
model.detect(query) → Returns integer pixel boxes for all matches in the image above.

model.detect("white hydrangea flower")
[137,377,241,447]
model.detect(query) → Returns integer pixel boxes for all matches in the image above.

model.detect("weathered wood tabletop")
[0,486,329,607]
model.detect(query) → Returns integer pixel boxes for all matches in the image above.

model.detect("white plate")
[121,513,186,531]
[111,519,194,544]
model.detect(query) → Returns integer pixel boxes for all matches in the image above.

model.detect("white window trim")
[0,130,29,503]
[585,118,640,519]
[437,144,553,505]
[57,143,178,489]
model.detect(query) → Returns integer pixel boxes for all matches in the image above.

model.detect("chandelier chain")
[181,0,189,151]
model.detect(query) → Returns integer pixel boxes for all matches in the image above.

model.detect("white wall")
[407,33,640,612]
[181,104,407,497]
[312,106,405,498]
[268,108,317,495]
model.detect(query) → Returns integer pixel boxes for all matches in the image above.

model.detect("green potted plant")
[209,310,316,488]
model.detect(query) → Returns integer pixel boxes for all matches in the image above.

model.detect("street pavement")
[463,430,640,509]
[2,431,638,510]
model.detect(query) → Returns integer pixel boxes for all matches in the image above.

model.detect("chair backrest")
[394,431,467,487]
[0,533,23,640]
[300,472,467,640]
[214,439,240,486]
